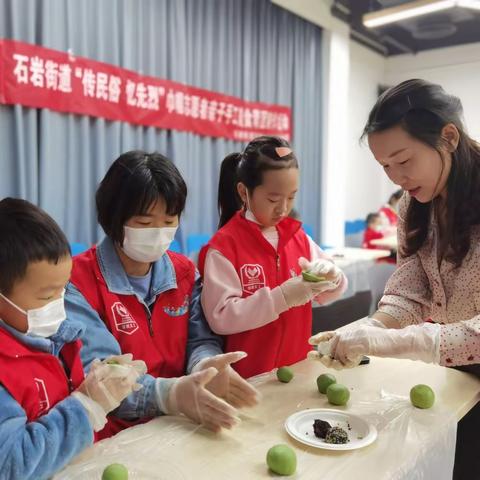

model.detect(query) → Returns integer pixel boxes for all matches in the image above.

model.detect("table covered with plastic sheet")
[55,357,480,480]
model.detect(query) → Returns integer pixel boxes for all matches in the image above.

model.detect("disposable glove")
[165,367,241,432]
[298,257,343,285]
[280,260,339,308]
[192,351,260,408]
[308,322,441,370]
[72,357,146,430]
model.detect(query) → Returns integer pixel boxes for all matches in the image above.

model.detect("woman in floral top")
[310,78,480,479]
[310,78,480,368]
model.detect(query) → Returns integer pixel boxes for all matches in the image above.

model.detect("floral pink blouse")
[378,195,480,366]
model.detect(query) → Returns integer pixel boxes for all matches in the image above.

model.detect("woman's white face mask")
[0,291,66,338]
[122,225,178,263]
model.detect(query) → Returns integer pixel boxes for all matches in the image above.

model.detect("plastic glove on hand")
[166,367,241,432]
[193,352,260,408]
[308,331,362,369]
[103,353,147,377]
[309,323,440,368]
[77,359,143,411]
[299,256,342,283]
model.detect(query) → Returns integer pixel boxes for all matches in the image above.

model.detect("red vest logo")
[34,378,50,414]
[240,264,266,295]
[111,302,139,335]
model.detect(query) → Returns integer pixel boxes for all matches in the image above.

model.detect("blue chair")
[344,221,357,235]
[187,234,211,257]
[70,242,88,256]
[302,224,314,239]
[169,239,182,253]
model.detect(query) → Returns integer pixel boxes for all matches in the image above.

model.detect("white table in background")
[321,247,391,304]
[370,235,398,251]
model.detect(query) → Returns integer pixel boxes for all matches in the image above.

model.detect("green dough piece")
[266,444,297,476]
[410,384,435,409]
[102,463,128,480]
[302,271,326,282]
[316,373,337,394]
[326,383,350,406]
[276,367,294,383]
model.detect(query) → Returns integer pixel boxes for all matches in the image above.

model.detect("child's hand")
[299,257,342,285]
[192,351,260,408]
[72,360,144,431]
[102,353,147,376]
[165,368,241,432]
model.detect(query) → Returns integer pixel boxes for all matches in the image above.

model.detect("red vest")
[0,328,85,423]
[362,227,384,249]
[70,246,195,439]
[379,205,398,226]
[199,212,312,378]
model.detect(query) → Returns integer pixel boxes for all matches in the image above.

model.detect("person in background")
[66,151,259,439]
[362,212,384,250]
[199,136,347,379]
[0,198,143,480]
[379,189,403,229]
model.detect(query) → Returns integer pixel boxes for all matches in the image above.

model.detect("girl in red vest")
[0,198,143,480]
[66,151,259,437]
[199,136,347,378]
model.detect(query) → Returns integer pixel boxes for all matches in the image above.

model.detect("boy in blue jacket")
[0,198,144,480]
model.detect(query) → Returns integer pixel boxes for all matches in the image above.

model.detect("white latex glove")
[192,352,260,408]
[298,256,342,286]
[101,353,148,376]
[72,358,145,431]
[309,323,441,370]
[280,260,339,308]
[165,367,241,432]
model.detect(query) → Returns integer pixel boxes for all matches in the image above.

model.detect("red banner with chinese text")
[0,39,292,142]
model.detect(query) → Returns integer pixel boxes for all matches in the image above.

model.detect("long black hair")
[363,79,480,266]
[217,136,298,228]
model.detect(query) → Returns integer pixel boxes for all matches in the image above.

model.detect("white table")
[57,357,480,480]
[320,247,391,305]
[370,235,398,251]
[325,247,391,269]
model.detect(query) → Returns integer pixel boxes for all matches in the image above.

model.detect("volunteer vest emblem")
[240,264,266,295]
[163,295,190,317]
[34,378,50,414]
[111,302,139,335]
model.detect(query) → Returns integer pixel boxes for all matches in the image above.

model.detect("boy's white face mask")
[0,291,66,338]
[122,225,178,263]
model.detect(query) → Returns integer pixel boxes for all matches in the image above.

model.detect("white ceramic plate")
[285,408,377,451]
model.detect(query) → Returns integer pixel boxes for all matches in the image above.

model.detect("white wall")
[385,42,480,141]
[272,0,480,242]
[345,42,397,221]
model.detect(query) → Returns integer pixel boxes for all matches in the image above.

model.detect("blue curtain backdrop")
[0,0,323,249]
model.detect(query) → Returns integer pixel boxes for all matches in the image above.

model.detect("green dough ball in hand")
[317,373,337,394]
[277,366,294,383]
[106,360,120,365]
[266,444,297,476]
[102,463,128,480]
[302,271,326,283]
[326,383,350,406]
[410,384,435,409]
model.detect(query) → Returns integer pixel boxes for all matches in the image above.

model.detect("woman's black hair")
[96,151,187,244]
[388,189,403,206]
[0,198,70,295]
[363,79,480,266]
[217,136,298,228]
